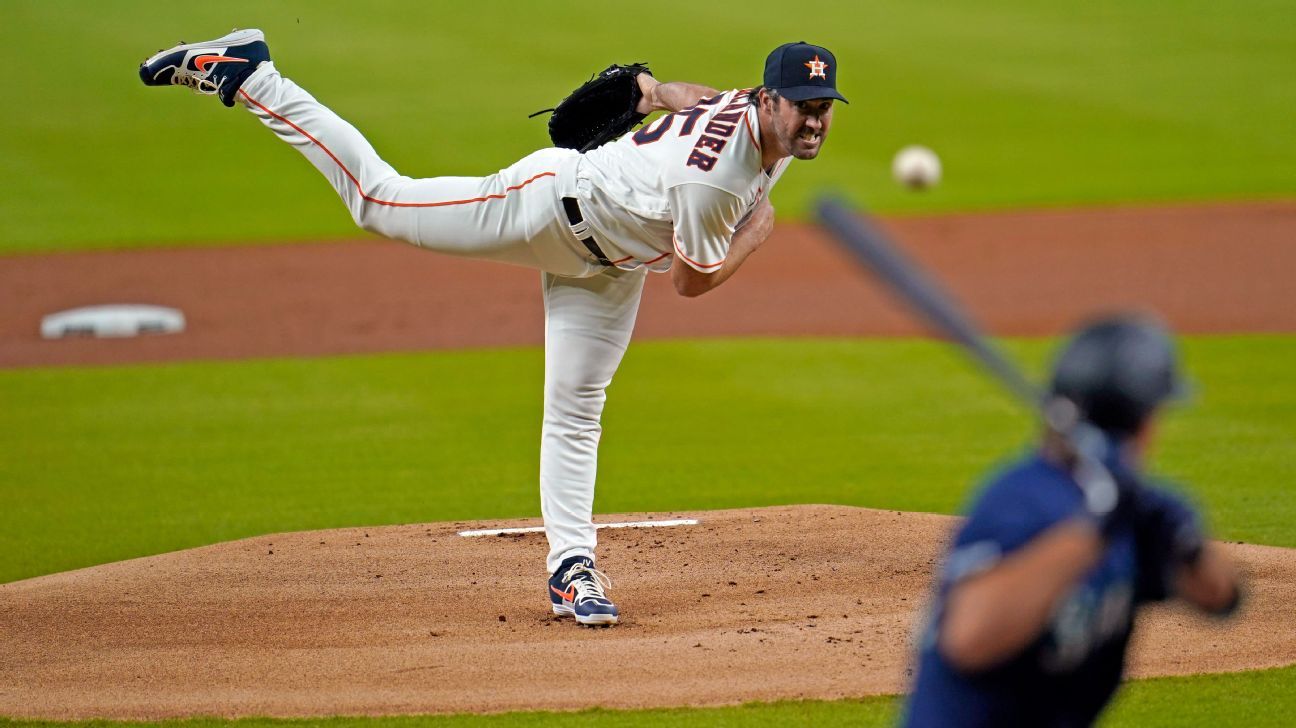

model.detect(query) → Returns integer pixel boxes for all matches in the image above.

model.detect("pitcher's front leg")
[540,268,646,625]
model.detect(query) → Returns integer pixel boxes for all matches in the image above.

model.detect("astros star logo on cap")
[804,55,828,80]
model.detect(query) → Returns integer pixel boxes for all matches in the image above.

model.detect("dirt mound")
[1,505,1292,720]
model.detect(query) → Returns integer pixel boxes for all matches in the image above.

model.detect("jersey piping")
[672,235,725,269]
[742,112,761,152]
[239,89,555,208]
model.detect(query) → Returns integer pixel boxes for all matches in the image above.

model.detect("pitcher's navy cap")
[763,42,847,103]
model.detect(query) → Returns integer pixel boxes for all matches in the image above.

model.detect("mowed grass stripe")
[1,0,1294,252]
[3,336,1293,585]
[1,666,1294,727]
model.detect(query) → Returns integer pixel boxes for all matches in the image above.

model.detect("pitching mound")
[2,505,1294,720]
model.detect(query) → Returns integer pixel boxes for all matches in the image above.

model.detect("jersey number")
[632,94,721,145]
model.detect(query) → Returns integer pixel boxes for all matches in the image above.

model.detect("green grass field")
[1,0,1293,252]
[5,336,1295,584]
[3,336,1295,726]
[3,0,1293,724]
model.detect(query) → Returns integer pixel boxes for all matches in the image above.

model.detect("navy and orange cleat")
[139,29,270,107]
[548,555,619,626]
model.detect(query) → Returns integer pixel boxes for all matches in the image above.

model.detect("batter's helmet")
[1049,314,1185,436]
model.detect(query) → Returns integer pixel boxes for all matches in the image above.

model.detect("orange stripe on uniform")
[238,90,555,208]
[742,110,761,152]
[672,236,725,269]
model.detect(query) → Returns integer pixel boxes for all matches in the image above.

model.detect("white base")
[41,304,185,339]
[459,518,698,538]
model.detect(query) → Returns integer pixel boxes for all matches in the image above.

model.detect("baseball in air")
[892,145,942,190]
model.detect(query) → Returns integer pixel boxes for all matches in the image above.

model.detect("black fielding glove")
[531,63,652,153]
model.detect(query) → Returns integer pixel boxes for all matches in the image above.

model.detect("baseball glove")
[531,63,652,153]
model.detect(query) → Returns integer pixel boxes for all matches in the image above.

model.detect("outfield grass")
[4,336,1293,584]
[3,335,1293,724]
[1,0,1293,253]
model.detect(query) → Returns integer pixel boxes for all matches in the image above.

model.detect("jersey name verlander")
[575,89,789,273]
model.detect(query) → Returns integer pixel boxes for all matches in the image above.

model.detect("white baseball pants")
[238,63,647,573]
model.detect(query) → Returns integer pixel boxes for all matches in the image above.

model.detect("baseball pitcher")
[139,30,846,626]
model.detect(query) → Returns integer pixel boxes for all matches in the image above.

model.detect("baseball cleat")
[139,28,270,107]
[548,555,619,626]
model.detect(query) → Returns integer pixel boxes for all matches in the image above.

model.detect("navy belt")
[562,197,613,267]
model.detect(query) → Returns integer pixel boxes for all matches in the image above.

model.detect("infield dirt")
[2,201,1293,368]
[2,505,1293,719]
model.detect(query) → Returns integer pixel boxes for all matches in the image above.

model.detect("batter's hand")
[1133,486,1204,568]
[636,74,661,115]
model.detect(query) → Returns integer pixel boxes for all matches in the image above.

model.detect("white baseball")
[892,145,942,190]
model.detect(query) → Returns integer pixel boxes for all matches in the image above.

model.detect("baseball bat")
[814,197,1043,408]
[815,196,1119,513]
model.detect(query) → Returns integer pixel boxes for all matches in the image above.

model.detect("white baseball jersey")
[234,64,794,576]
[576,89,790,273]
